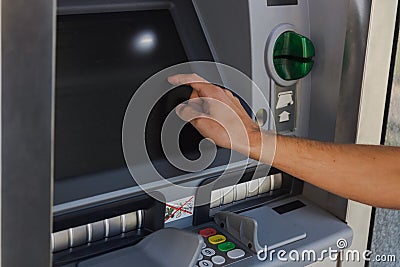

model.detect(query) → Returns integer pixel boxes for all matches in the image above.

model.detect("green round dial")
[273,31,315,81]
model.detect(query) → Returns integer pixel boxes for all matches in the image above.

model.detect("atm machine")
[49,0,354,266]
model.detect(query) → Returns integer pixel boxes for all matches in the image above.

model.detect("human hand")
[168,73,262,158]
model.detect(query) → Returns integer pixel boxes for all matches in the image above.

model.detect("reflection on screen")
[55,10,231,181]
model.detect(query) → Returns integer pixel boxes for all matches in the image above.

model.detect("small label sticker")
[164,195,195,223]
[278,111,291,123]
[276,91,294,109]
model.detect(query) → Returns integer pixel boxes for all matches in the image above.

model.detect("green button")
[273,31,315,81]
[217,241,236,252]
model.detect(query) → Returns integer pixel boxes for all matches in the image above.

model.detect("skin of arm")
[168,74,400,209]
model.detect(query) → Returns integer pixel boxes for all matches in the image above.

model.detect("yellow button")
[208,234,226,245]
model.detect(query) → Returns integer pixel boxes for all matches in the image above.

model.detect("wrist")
[248,130,276,164]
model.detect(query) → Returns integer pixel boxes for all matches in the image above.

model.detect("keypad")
[193,225,251,266]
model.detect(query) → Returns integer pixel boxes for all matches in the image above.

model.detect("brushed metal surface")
[335,0,372,144]
[1,0,54,265]
[303,0,372,221]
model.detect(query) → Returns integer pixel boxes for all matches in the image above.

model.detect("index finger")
[168,73,208,85]
[168,73,223,99]
[168,73,210,93]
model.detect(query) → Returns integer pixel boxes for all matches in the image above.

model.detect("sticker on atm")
[276,91,294,109]
[164,195,195,223]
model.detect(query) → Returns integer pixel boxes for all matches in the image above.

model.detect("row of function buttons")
[52,175,282,252]
[196,228,246,267]
[52,211,142,252]
[52,175,281,253]
[210,174,283,208]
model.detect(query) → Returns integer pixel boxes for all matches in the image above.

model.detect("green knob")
[273,31,315,81]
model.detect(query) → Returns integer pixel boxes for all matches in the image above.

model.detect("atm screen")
[54,9,233,190]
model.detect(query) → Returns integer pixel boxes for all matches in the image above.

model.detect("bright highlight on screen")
[133,30,157,53]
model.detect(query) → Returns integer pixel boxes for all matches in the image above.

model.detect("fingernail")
[167,76,177,84]
[175,105,189,121]
[175,103,186,114]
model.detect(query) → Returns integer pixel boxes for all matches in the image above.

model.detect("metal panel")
[192,0,252,77]
[332,0,371,220]
[307,0,349,142]
[304,0,372,221]
[335,0,372,144]
[302,0,350,221]
[1,0,54,266]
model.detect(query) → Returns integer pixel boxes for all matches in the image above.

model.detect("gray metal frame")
[335,0,372,144]
[1,0,54,266]
[303,0,372,221]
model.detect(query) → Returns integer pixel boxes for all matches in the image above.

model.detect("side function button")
[235,183,247,201]
[208,234,226,245]
[52,230,69,252]
[217,241,235,252]
[199,228,217,238]
[227,248,245,259]
[199,259,213,267]
[202,248,216,257]
[88,221,104,242]
[68,225,87,247]
[105,216,121,237]
[121,212,137,232]
[198,253,204,261]
[211,255,226,265]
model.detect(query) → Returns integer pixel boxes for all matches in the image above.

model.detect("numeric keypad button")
[211,255,226,265]
[199,259,213,267]
[227,248,245,259]
[201,248,216,257]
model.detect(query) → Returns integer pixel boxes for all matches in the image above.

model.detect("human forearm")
[256,133,400,209]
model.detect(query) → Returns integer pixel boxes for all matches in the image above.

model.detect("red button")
[199,228,217,237]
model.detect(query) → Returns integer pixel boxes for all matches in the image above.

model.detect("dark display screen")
[267,0,298,6]
[55,10,229,182]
